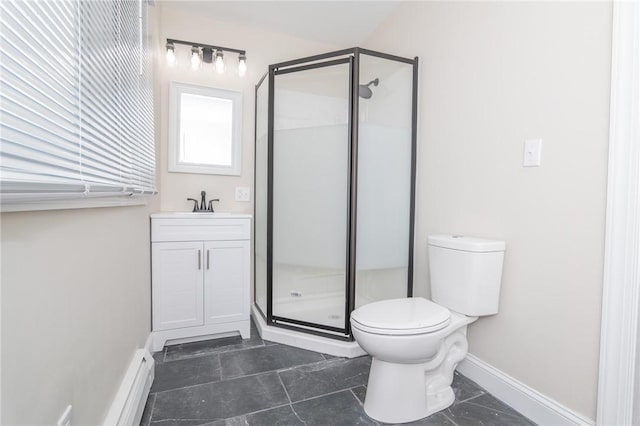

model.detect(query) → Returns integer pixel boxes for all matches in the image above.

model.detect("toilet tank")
[428,235,506,316]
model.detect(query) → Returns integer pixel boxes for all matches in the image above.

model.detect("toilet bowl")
[351,298,476,423]
[350,235,505,424]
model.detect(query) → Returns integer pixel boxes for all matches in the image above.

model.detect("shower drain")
[328,314,342,320]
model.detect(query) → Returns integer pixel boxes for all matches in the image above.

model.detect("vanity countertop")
[151,212,252,219]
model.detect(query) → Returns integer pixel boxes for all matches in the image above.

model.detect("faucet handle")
[200,190,207,210]
[187,198,199,212]
[208,199,220,212]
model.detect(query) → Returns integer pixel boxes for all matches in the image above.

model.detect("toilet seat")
[351,297,451,336]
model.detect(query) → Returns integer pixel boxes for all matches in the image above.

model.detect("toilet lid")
[350,297,451,335]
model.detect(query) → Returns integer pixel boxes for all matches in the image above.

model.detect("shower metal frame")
[254,47,419,341]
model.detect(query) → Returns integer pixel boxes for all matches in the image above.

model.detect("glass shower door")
[271,58,352,333]
[254,73,269,317]
[355,52,415,309]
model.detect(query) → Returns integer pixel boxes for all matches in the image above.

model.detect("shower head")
[359,78,379,99]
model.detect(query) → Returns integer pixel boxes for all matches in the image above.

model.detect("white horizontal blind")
[80,0,123,192]
[137,0,155,193]
[0,0,83,196]
[0,0,156,204]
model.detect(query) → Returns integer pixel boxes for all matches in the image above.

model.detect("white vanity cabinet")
[150,213,251,351]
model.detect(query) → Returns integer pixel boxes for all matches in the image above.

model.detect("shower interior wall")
[255,49,416,337]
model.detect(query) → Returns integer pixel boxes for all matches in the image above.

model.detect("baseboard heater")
[103,349,155,425]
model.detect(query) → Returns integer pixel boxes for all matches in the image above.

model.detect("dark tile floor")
[141,321,536,426]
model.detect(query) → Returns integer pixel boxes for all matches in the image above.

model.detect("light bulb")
[215,50,225,74]
[165,43,176,66]
[191,46,201,70]
[238,54,247,77]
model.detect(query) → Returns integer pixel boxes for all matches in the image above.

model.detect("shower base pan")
[251,304,366,358]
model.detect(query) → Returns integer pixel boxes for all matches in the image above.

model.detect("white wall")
[156,5,339,213]
[1,205,152,425]
[364,2,611,420]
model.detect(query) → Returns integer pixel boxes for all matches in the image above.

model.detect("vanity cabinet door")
[203,240,250,325]
[152,242,204,331]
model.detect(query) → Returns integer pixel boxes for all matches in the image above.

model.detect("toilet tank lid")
[428,235,506,252]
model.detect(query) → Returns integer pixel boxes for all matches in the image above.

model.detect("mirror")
[168,82,242,175]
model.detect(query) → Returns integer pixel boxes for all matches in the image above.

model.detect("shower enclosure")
[255,48,418,341]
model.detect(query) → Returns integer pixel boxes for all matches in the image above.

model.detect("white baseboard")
[457,354,594,426]
[103,339,155,426]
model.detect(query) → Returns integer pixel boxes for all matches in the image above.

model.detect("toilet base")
[363,331,468,424]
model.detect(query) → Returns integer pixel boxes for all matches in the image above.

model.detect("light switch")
[235,186,251,202]
[523,139,542,167]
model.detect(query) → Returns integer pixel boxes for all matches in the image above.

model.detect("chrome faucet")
[187,191,219,212]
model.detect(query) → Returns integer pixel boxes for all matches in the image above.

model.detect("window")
[168,82,242,176]
[0,0,155,210]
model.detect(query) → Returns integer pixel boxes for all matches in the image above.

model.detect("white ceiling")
[159,1,402,46]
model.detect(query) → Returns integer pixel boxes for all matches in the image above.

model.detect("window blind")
[0,0,155,205]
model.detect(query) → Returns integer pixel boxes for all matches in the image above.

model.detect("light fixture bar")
[166,38,246,56]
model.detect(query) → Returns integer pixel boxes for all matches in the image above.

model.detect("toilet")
[350,235,506,424]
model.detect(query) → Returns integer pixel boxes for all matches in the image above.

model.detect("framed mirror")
[168,82,242,175]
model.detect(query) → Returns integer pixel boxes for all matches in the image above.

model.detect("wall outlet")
[235,186,251,202]
[57,405,72,426]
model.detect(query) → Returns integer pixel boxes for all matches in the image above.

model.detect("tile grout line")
[216,354,338,386]
[289,387,360,406]
[349,388,363,407]
[346,389,379,426]
[226,401,294,422]
[276,357,342,374]
[455,390,487,405]
[442,410,459,426]
[152,375,227,395]
[276,372,293,405]
[288,402,308,426]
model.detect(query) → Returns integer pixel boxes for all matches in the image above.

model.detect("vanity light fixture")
[190,46,201,70]
[165,41,176,65]
[166,38,247,77]
[214,50,225,74]
[238,54,247,77]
